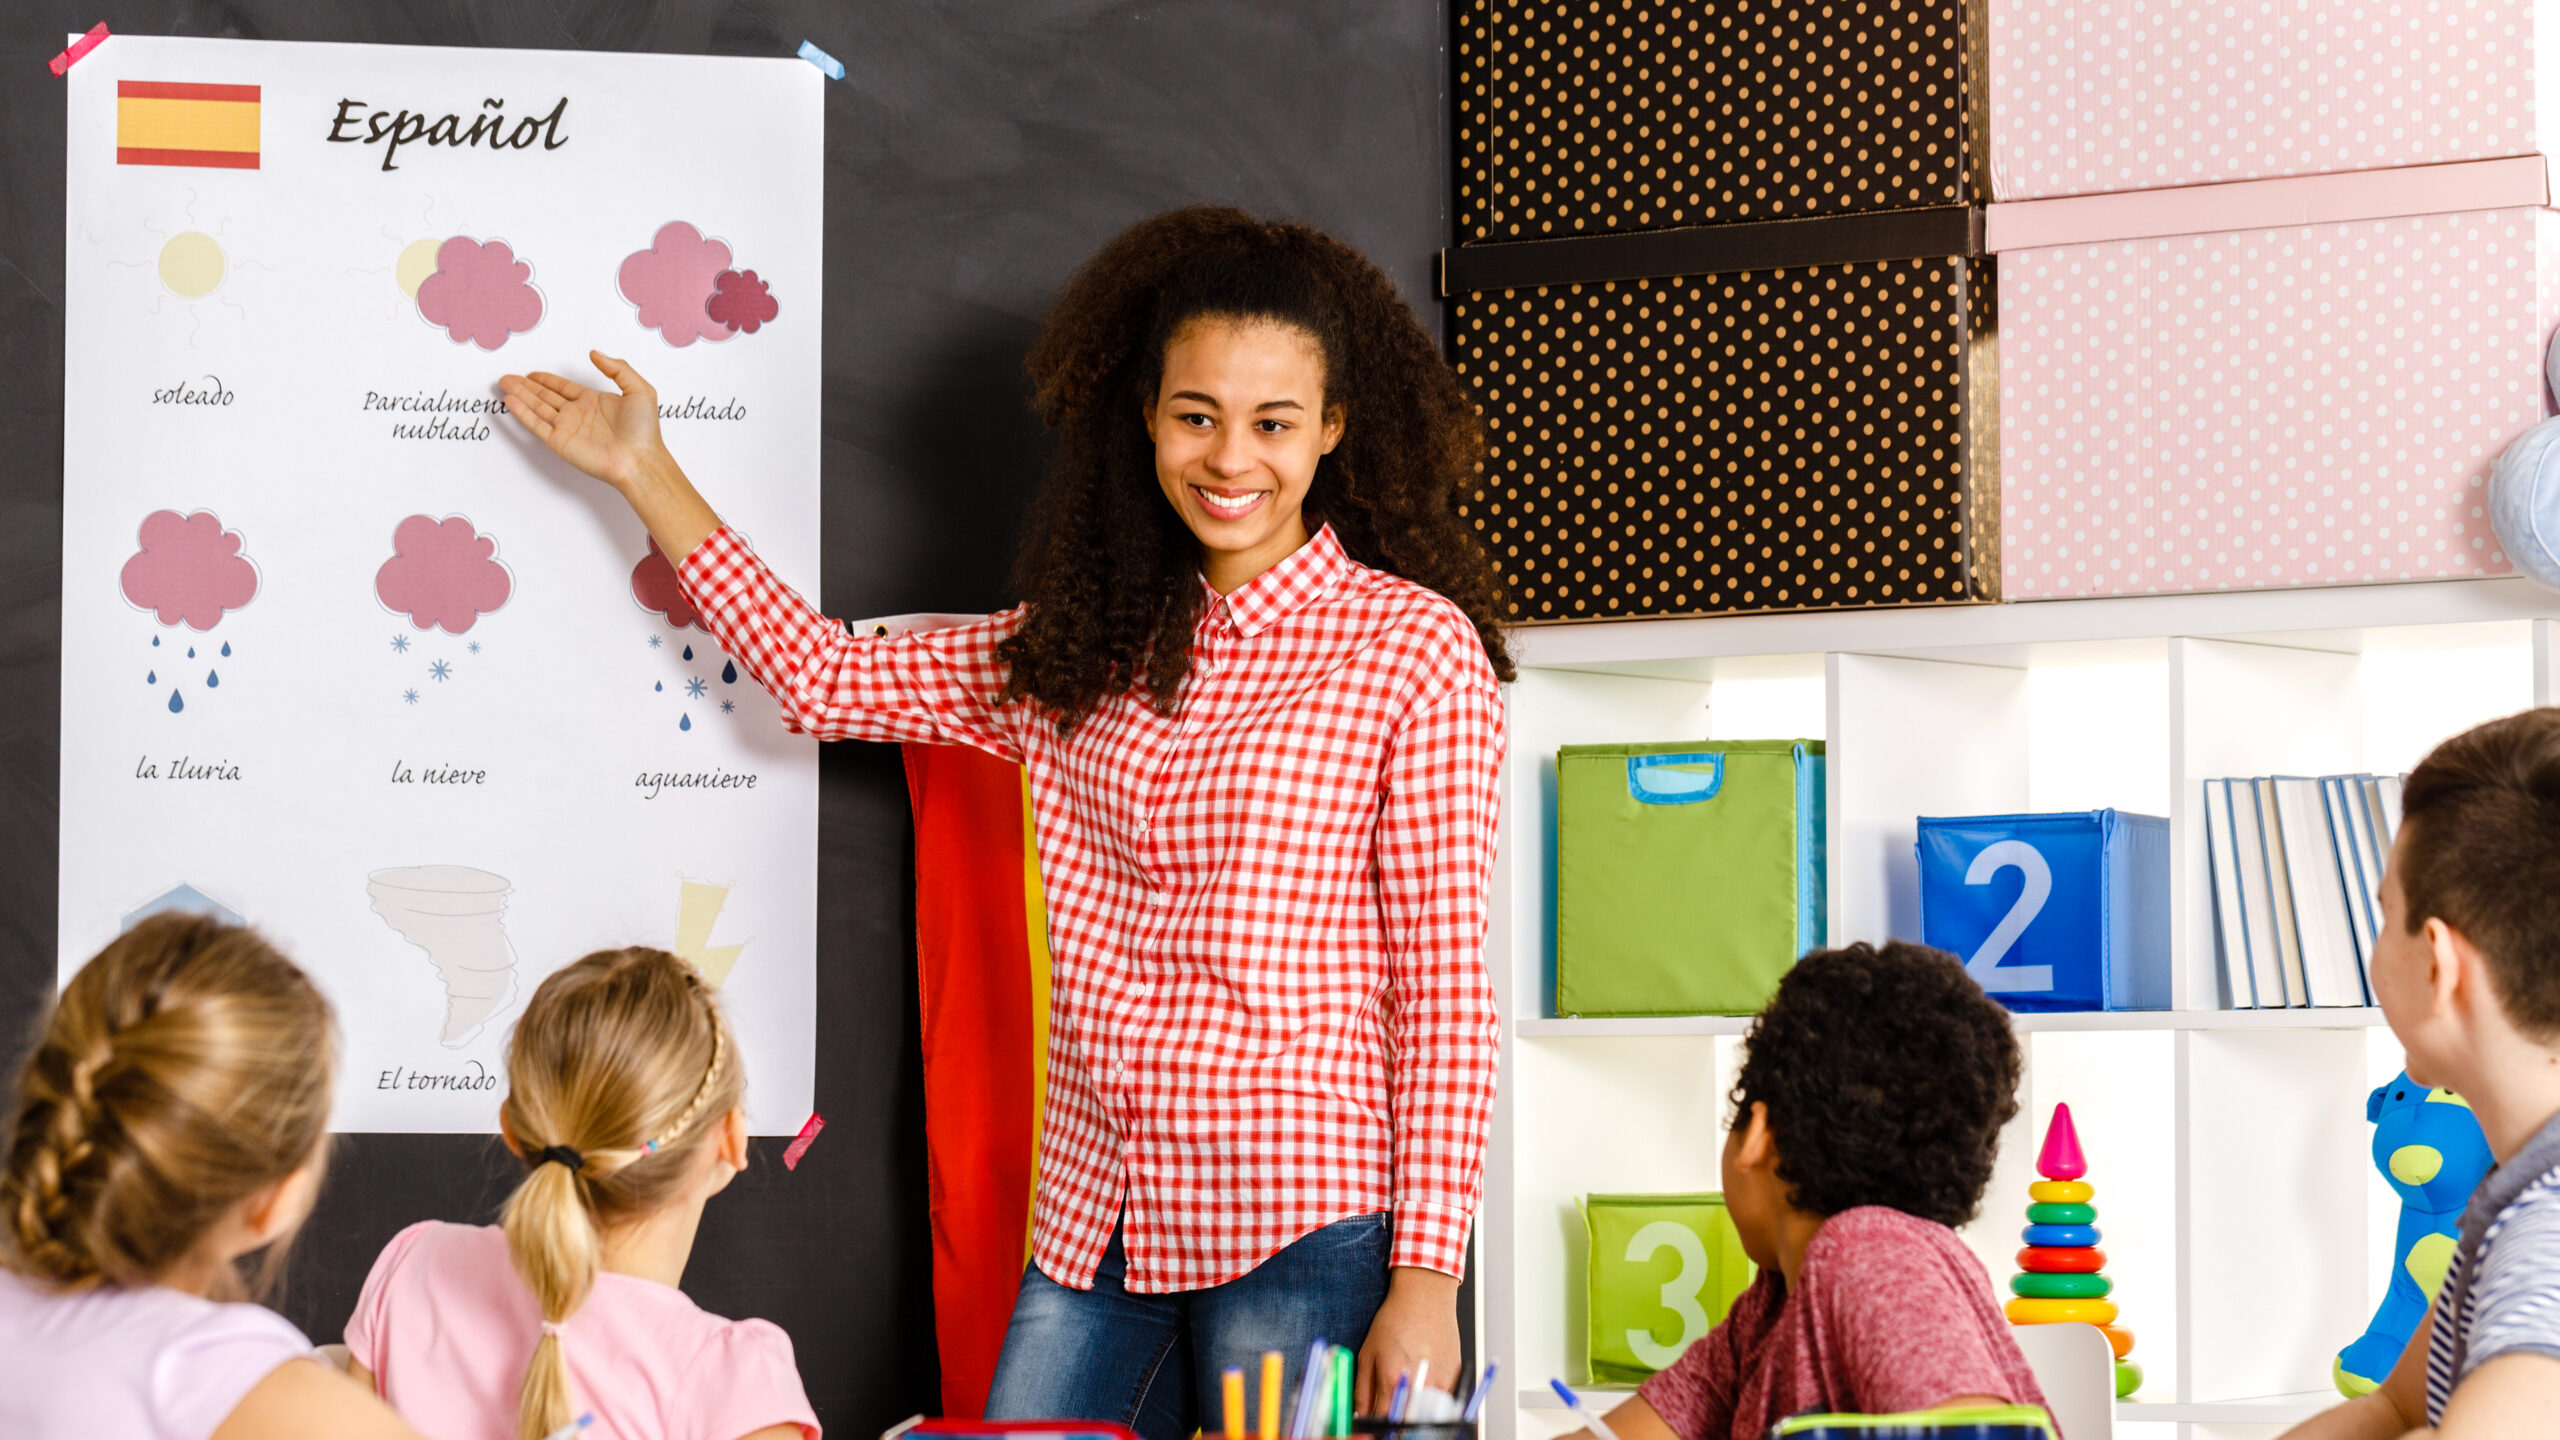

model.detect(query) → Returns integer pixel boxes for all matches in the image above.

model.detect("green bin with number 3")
[1582,1192,1757,1383]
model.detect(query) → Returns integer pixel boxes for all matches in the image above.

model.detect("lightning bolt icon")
[675,877,749,989]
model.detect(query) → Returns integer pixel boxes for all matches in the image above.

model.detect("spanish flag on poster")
[116,82,260,170]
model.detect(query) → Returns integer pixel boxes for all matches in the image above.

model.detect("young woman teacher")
[499,207,1512,1440]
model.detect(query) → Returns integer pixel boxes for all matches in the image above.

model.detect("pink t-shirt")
[346,1221,820,1440]
[1635,1207,2050,1440]
[0,1265,317,1440]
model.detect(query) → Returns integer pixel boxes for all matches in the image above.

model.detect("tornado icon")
[367,865,518,1047]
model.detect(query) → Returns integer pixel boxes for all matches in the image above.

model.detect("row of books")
[2203,774,2405,1009]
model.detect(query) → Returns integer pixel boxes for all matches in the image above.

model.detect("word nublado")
[326,96,570,172]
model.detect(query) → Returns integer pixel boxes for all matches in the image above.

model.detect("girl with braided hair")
[498,206,1506,1436]
[0,912,422,1440]
[344,947,816,1440]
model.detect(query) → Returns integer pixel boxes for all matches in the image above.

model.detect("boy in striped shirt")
[2289,711,2560,1438]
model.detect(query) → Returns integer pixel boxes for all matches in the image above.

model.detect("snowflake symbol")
[467,641,482,655]
[719,698,736,714]
[429,660,454,682]
[684,676,709,698]
[391,634,411,653]
[648,634,664,649]
[402,688,420,705]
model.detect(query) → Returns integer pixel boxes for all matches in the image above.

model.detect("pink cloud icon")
[631,537,704,630]
[618,221,736,348]
[416,237,544,351]
[376,515,513,634]
[707,269,779,335]
[120,509,259,630]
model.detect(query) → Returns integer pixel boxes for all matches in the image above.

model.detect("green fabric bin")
[1555,740,1825,1016]
[1583,1192,1758,1383]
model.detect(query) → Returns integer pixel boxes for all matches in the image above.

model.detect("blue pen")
[1387,1372,1411,1423]
[1550,1380,1622,1440]
[1289,1337,1331,1438]
[1459,1362,1496,1423]
[538,1414,595,1440]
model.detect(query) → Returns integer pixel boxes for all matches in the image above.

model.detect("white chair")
[2008,1321,2115,1440]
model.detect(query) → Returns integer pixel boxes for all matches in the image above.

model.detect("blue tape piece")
[2021,1223,2100,1249]
[798,40,844,80]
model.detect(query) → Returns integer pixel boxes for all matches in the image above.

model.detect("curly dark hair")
[996,205,1514,728]
[1732,940,2020,1227]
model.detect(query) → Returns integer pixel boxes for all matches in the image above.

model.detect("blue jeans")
[983,1213,1392,1440]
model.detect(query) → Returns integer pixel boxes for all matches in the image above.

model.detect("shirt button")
[1114,1062,1128,1077]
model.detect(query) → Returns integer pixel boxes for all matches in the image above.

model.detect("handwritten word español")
[326,96,570,172]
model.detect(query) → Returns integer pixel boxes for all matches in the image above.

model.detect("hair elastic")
[541,1319,567,1338]
[537,1145,585,1172]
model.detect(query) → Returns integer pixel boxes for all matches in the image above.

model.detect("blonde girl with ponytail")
[345,946,818,1440]
[0,912,423,1440]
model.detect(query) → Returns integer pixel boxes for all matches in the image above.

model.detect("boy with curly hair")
[2287,710,2560,1439]
[1564,941,2048,1440]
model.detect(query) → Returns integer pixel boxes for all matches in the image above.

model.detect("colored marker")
[1259,1351,1284,1440]
[1290,1338,1331,1439]
[538,1415,595,1440]
[1460,1363,1497,1423]
[1224,1365,1247,1440]
[1387,1374,1410,1425]
[1549,1380,1620,1440]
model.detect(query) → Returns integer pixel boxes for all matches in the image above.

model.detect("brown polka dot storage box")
[1448,0,1998,622]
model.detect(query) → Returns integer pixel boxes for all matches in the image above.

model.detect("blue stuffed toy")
[2335,1072,2494,1395]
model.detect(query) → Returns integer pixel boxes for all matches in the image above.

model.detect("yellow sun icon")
[396,236,442,300]
[157,230,225,299]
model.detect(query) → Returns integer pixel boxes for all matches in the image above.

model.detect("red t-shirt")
[1634,1206,2049,1440]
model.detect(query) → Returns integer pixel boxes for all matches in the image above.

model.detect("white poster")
[58,35,823,1133]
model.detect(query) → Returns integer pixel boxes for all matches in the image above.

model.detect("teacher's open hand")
[501,352,723,562]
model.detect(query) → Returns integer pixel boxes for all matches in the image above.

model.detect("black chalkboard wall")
[0,4,1449,1432]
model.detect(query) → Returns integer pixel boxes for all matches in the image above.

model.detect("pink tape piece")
[782,1112,826,1171]
[50,23,109,77]
[1985,154,2551,253]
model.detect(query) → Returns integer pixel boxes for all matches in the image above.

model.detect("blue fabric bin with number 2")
[1916,810,2171,1012]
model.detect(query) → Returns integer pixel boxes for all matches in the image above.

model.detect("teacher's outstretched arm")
[501,352,723,563]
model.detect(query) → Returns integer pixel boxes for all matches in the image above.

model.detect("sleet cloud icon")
[119,509,259,630]
[376,515,514,634]
[631,536,705,630]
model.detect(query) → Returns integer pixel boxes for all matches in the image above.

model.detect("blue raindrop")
[152,635,161,647]
[220,641,231,657]
[205,670,219,688]
[187,647,196,658]
[167,689,184,713]
[679,713,692,732]
[654,681,663,692]
[146,670,156,684]
[721,660,738,684]
[682,646,695,661]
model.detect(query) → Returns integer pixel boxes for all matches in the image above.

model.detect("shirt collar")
[1203,524,1348,638]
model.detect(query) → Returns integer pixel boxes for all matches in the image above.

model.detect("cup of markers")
[1232,1345,1495,1440]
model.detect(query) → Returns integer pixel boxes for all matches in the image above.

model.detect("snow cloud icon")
[119,509,259,630]
[376,515,513,634]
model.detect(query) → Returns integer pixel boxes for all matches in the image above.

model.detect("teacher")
[499,206,1510,1438]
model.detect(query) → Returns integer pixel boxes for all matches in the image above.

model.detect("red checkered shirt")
[679,523,1505,1292]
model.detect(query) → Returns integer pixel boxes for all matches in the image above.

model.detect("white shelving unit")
[1477,576,2560,1440]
